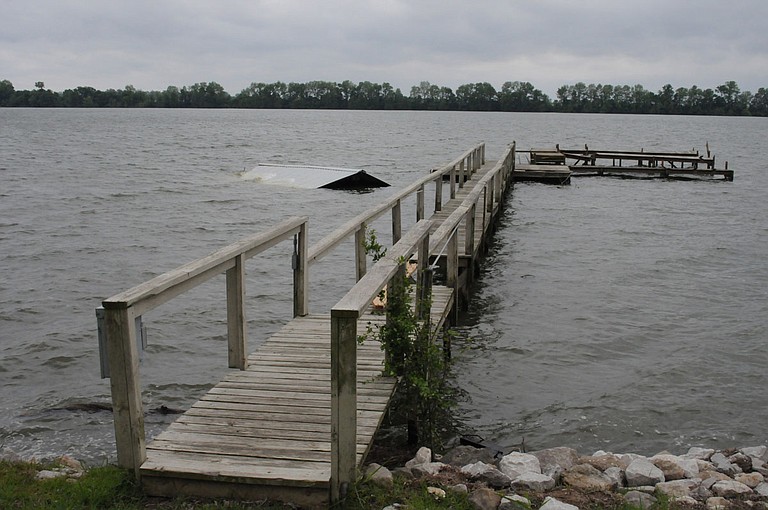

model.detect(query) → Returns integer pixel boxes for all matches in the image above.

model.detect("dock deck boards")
[139,259,461,504]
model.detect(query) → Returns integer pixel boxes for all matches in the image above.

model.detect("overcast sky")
[2,0,766,98]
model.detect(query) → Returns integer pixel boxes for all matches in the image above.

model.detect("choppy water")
[1,108,766,463]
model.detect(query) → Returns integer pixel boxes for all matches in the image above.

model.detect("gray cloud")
[1,0,765,97]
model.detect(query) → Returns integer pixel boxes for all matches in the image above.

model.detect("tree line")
[1,78,766,116]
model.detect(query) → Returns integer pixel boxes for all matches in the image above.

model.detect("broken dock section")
[515,145,734,183]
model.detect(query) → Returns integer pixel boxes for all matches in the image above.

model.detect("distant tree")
[0,79,14,106]
[35,81,45,90]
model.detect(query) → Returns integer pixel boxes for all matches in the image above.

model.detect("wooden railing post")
[392,199,402,244]
[434,174,443,212]
[104,304,146,478]
[447,229,459,323]
[415,232,430,318]
[293,222,308,317]
[459,160,466,188]
[330,311,358,503]
[465,202,476,258]
[226,254,247,369]
[450,165,457,198]
[355,224,367,281]
[416,186,425,221]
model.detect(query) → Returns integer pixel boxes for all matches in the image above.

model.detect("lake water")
[1,108,766,463]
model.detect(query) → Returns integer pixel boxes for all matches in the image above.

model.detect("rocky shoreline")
[365,444,768,510]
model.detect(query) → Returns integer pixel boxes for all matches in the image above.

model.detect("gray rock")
[365,463,393,489]
[734,472,764,488]
[581,453,628,471]
[476,468,512,489]
[655,479,699,498]
[512,472,556,492]
[624,490,657,509]
[468,487,502,510]
[405,446,432,468]
[740,446,768,461]
[755,482,768,497]
[651,453,698,480]
[461,461,498,477]
[35,469,65,480]
[728,452,752,473]
[411,461,446,477]
[443,445,498,467]
[711,452,739,476]
[499,452,541,479]
[684,447,715,460]
[604,466,625,488]
[562,464,616,492]
[672,495,698,506]
[534,447,580,475]
[539,496,579,510]
[448,483,468,494]
[625,458,665,487]
[500,494,531,509]
[712,479,753,497]
[461,461,511,489]
[706,496,730,510]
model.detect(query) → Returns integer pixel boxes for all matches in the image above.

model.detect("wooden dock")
[522,146,734,182]
[100,142,516,507]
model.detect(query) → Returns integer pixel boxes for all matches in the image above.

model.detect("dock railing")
[328,141,515,501]
[308,143,485,281]
[329,219,432,501]
[100,216,308,476]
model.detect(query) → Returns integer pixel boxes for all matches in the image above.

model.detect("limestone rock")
[706,496,730,510]
[478,468,513,489]
[443,445,498,467]
[461,461,497,478]
[740,445,768,461]
[712,479,753,497]
[468,487,502,510]
[540,496,579,510]
[448,483,468,494]
[651,453,698,480]
[734,472,764,489]
[411,461,446,477]
[365,463,393,489]
[563,464,617,492]
[672,495,699,506]
[500,494,531,509]
[684,447,715,460]
[728,452,752,473]
[755,482,768,497]
[624,490,657,509]
[499,452,541,479]
[511,472,556,492]
[406,446,432,468]
[625,458,665,487]
[655,479,699,498]
[534,447,579,481]
[711,452,740,476]
[604,466,625,488]
[581,453,628,471]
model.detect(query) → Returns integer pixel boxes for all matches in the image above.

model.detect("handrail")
[100,216,309,477]
[308,143,485,269]
[329,219,432,501]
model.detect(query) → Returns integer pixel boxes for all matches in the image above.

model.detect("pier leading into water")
[100,142,516,506]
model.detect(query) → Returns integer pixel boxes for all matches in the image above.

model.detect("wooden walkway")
[100,143,515,507]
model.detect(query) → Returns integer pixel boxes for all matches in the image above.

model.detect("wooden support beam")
[105,305,146,477]
[226,254,247,369]
[293,223,308,317]
[392,199,402,245]
[330,314,357,503]
[355,224,367,281]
